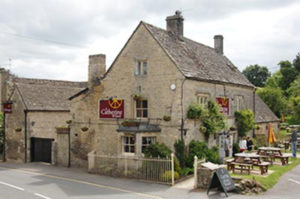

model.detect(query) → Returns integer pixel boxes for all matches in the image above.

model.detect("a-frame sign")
[207,168,235,197]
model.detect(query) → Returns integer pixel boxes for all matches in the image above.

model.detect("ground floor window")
[142,136,156,153]
[122,135,135,154]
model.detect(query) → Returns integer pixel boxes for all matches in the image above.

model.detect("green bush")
[174,156,182,173]
[187,103,204,119]
[205,146,221,164]
[179,167,194,176]
[162,170,179,181]
[144,142,171,158]
[174,139,185,167]
[232,143,240,156]
[235,109,255,137]
[186,140,208,167]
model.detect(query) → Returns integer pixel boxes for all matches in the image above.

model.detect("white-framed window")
[136,60,148,75]
[142,137,156,153]
[122,135,135,154]
[235,96,243,112]
[136,99,148,118]
[197,94,209,106]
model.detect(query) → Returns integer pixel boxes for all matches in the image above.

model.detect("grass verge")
[231,158,300,190]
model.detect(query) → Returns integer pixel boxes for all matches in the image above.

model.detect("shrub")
[187,103,204,119]
[256,134,267,147]
[174,139,185,167]
[173,156,181,173]
[144,142,171,158]
[162,170,179,181]
[205,146,221,164]
[232,143,240,156]
[186,140,208,167]
[179,167,194,176]
[235,109,255,137]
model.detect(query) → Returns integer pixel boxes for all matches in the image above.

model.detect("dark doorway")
[31,137,53,163]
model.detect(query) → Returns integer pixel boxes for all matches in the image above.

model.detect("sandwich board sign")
[207,168,235,197]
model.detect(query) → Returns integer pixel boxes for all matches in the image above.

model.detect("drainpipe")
[24,110,28,163]
[180,79,186,142]
[3,112,6,161]
[253,87,256,138]
[68,125,71,168]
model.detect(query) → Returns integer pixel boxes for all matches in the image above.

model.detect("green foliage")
[173,156,182,173]
[186,140,220,167]
[279,60,299,92]
[174,140,185,167]
[265,71,282,88]
[242,64,271,87]
[256,87,287,117]
[205,146,221,164]
[162,170,179,181]
[144,142,171,158]
[289,97,300,124]
[232,143,240,156]
[179,167,194,176]
[255,134,267,147]
[287,75,300,97]
[202,101,226,140]
[293,53,300,73]
[235,109,255,137]
[187,103,204,119]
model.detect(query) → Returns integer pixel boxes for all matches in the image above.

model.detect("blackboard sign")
[207,168,235,197]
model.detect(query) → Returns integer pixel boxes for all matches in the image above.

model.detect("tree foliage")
[235,109,255,137]
[144,142,171,158]
[287,75,300,97]
[265,71,282,88]
[242,64,271,87]
[256,87,287,117]
[293,53,300,73]
[174,139,185,167]
[279,60,299,91]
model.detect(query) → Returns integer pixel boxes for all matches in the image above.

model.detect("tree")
[265,71,282,88]
[242,64,271,87]
[293,53,300,73]
[287,75,300,97]
[256,87,287,117]
[279,60,299,91]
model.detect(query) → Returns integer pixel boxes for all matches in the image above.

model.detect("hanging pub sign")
[99,99,124,119]
[3,102,12,114]
[216,97,229,115]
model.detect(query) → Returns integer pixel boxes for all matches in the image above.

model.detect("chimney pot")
[214,35,224,55]
[88,54,106,88]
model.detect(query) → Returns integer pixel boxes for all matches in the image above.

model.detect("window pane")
[136,62,141,75]
[143,62,147,75]
[130,146,135,153]
[136,100,141,108]
[124,145,129,152]
[130,137,135,144]
[137,110,141,117]
[142,100,148,108]
[143,110,148,118]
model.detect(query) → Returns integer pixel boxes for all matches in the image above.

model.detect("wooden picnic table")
[257,147,291,165]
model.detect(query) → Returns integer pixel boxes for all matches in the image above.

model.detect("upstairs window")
[197,94,209,106]
[136,61,147,75]
[136,99,148,118]
[235,96,244,112]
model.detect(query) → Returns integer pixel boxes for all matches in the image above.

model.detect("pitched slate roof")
[255,94,280,123]
[143,22,253,87]
[14,78,87,111]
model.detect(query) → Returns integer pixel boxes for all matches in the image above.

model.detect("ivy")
[235,109,255,137]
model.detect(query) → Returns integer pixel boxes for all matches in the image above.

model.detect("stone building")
[0,69,86,163]
[69,12,279,167]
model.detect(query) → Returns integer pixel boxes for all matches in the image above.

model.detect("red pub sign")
[99,99,124,119]
[216,97,229,115]
[3,103,12,114]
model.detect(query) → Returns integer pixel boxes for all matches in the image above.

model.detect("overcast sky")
[0,0,299,81]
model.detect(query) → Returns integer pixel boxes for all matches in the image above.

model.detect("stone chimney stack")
[166,10,184,39]
[214,35,224,55]
[88,54,106,88]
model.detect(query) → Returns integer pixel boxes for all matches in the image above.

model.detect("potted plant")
[229,126,237,131]
[66,120,72,124]
[133,94,142,101]
[163,115,171,121]
[81,126,89,132]
[15,127,22,132]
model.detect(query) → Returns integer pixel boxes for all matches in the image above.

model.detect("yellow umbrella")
[281,115,285,123]
[267,123,276,145]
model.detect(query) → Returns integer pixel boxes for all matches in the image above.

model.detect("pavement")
[0,161,299,199]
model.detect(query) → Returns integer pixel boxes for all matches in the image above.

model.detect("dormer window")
[136,61,147,75]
